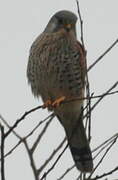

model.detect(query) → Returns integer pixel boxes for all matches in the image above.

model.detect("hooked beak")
[65,24,72,31]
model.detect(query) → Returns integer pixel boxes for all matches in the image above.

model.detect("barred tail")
[66,121,93,172]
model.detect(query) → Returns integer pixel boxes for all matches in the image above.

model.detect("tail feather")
[70,145,93,172]
[67,121,93,172]
[55,105,93,172]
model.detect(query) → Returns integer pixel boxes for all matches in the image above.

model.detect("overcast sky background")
[0,0,118,179]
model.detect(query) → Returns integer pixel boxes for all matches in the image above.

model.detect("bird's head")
[44,10,77,36]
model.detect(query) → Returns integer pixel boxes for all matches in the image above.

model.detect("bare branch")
[88,39,118,72]
[2,113,54,159]
[76,0,85,48]
[25,113,54,140]
[61,89,118,105]
[23,139,39,180]
[93,138,117,160]
[88,137,118,179]
[91,166,118,180]
[0,114,21,139]
[92,133,118,153]
[0,124,5,180]
[2,140,22,159]
[38,137,66,174]
[31,115,54,153]
[40,143,69,180]
[57,164,75,180]
[4,105,42,138]
[88,81,118,113]
[85,76,92,142]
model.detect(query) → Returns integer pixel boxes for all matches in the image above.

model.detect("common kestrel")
[27,10,93,172]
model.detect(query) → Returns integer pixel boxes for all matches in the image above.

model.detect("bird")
[27,10,93,173]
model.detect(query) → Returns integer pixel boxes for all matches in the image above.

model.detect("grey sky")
[0,0,118,179]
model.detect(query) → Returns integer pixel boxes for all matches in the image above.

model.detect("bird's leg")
[52,96,66,107]
[42,99,52,108]
[42,96,66,109]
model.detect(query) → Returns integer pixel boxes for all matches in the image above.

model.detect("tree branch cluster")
[0,1,118,180]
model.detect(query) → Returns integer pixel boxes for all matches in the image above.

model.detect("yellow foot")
[52,96,66,107]
[42,100,52,109]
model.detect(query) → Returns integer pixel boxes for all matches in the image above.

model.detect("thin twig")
[2,140,22,159]
[62,89,118,104]
[40,143,69,180]
[57,164,75,180]
[92,133,118,153]
[88,81,118,113]
[88,137,117,179]
[38,137,66,174]
[88,39,118,72]
[76,0,85,48]
[91,166,118,180]
[31,115,54,153]
[2,113,54,159]
[0,114,21,139]
[85,75,92,142]
[76,173,82,180]
[0,124,5,180]
[4,105,42,138]
[23,139,39,180]
[93,139,117,160]
[25,113,54,140]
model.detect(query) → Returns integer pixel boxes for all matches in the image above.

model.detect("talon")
[42,100,52,109]
[52,96,66,107]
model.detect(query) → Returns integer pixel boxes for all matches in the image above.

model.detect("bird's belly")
[47,69,84,101]
[54,99,83,127]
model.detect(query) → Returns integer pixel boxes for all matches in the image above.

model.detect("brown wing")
[76,41,87,88]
